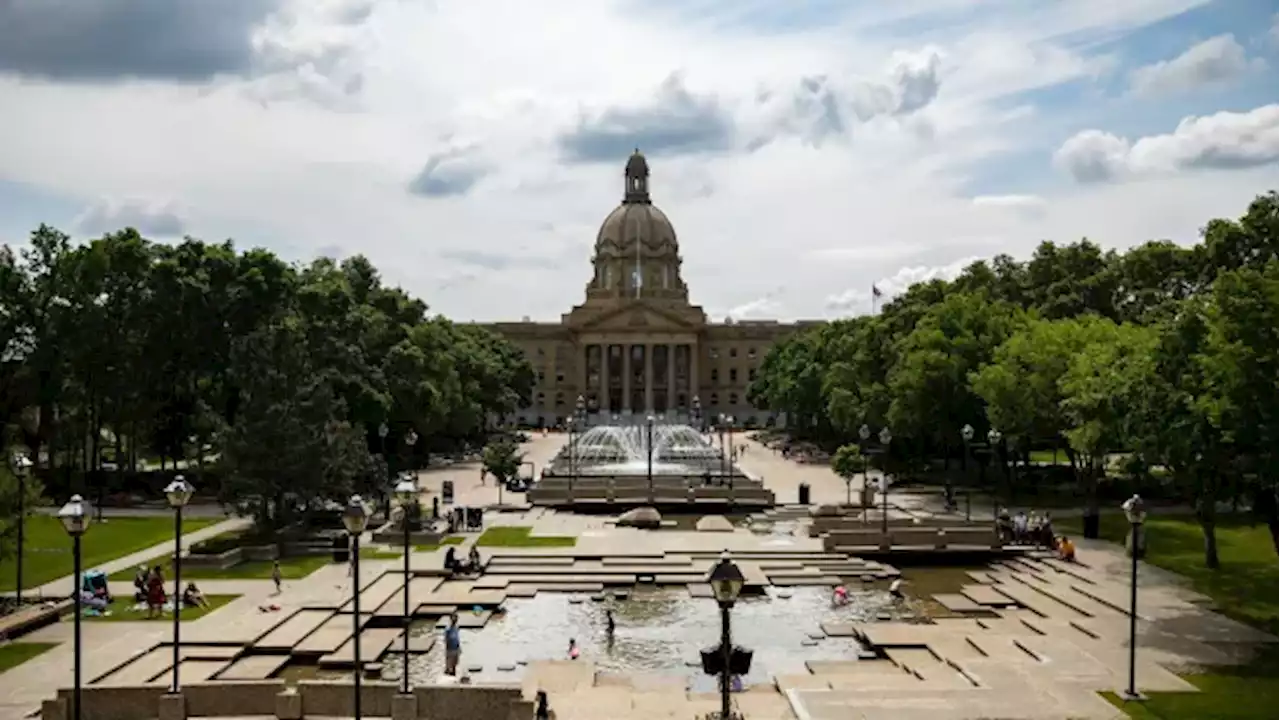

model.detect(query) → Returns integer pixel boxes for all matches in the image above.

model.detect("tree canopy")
[0,227,533,538]
[750,191,1279,558]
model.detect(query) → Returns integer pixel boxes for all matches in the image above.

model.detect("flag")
[872,284,882,299]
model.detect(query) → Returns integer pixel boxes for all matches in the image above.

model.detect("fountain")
[531,421,774,510]
[559,424,724,475]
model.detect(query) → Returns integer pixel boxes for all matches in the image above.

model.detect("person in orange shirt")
[1057,536,1077,562]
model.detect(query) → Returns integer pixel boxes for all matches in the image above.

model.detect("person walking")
[271,560,283,595]
[444,614,462,676]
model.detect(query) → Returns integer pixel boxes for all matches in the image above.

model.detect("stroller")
[82,569,112,603]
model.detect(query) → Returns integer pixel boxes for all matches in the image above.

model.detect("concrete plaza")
[0,432,1274,720]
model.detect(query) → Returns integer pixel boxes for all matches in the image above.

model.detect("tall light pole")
[707,552,745,720]
[958,424,974,515]
[987,428,1003,519]
[393,479,417,696]
[164,476,194,695]
[58,494,91,720]
[378,422,390,487]
[879,428,892,538]
[1122,494,1146,700]
[725,416,736,493]
[858,425,871,524]
[11,453,32,606]
[646,415,656,499]
[717,415,728,478]
[342,495,371,720]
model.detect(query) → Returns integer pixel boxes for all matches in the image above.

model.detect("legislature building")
[479,150,818,427]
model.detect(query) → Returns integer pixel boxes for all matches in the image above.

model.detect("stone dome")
[585,150,688,301]
[594,202,677,252]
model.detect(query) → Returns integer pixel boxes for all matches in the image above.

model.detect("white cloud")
[1129,34,1260,96]
[0,0,1272,323]
[75,198,188,238]
[1054,105,1279,183]
[825,256,981,316]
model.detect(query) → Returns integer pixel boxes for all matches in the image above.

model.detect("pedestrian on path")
[271,560,283,595]
[444,613,462,676]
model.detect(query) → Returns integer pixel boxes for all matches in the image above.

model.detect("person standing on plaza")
[444,613,462,676]
[271,560,283,595]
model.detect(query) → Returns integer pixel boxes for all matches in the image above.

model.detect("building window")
[537,392,546,405]
[556,373,565,383]
[729,368,738,383]
[537,348,545,358]
[747,347,757,359]
[748,368,756,382]
[709,348,719,359]
[710,392,719,405]
[555,393,565,407]
[711,368,719,382]
[729,392,739,405]
[729,348,738,358]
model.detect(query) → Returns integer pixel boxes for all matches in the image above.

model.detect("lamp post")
[378,422,390,487]
[58,494,91,720]
[393,479,417,696]
[725,416,736,492]
[164,476,194,695]
[1122,494,1146,700]
[878,428,892,538]
[960,424,974,516]
[342,495,371,720]
[708,552,745,720]
[11,453,32,606]
[646,415,656,499]
[987,428,1003,519]
[717,415,728,478]
[858,425,871,524]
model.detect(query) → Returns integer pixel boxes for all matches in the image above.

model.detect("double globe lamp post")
[164,476,195,697]
[393,478,419,697]
[341,495,372,720]
[10,452,33,607]
[57,494,91,720]
[1123,494,1146,700]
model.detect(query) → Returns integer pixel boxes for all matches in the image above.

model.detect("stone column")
[666,344,676,412]
[644,344,655,414]
[598,345,610,413]
[622,343,632,413]
[579,344,588,407]
[690,343,699,403]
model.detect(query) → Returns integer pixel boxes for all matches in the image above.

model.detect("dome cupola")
[586,151,687,303]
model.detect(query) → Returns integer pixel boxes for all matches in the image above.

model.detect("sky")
[0,0,1276,322]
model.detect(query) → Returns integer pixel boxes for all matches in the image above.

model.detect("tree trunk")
[1080,458,1101,539]
[1200,512,1221,569]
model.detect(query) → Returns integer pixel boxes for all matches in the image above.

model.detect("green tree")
[830,443,864,506]
[481,438,523,486]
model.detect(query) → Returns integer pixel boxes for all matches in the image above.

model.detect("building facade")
[480,151,818,426]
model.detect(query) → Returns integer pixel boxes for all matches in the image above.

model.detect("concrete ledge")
[157,693,185,720]
[40,697,66,720]
[275,690,302,720]
[391,692,417,720]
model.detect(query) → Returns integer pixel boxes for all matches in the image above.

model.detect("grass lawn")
[109,553,334,581]
[0,642,58,673]
[1,515,218,592]
[476,526,576,548]
[413,536,464,552]
[1057,512,1278,719]
[81,594,239,622]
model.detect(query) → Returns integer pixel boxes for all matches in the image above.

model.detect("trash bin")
[331,535,350,563]
[798,483,811,505]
